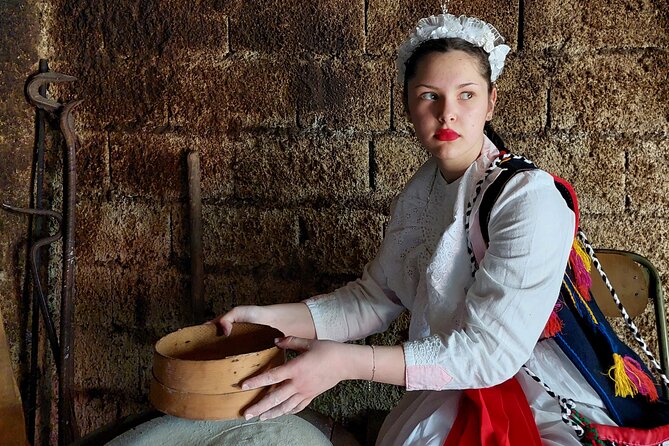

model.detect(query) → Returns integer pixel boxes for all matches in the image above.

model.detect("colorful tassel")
[570,240,592,300]
[607,353,659,401]
[572,238,591,270]
[542,309,564,338]
[622,356,659,402]
[608,353,637,398]
[563,276,599,326]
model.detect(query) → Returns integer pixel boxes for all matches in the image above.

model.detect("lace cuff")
[303,294,349,342]
[403,335,454,390]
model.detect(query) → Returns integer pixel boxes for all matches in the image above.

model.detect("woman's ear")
[486,85,498,121]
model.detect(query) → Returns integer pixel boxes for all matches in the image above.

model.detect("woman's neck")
[437,162,469,183]
[435,141,485,183]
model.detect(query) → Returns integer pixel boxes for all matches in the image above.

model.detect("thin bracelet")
[369,345,376,391]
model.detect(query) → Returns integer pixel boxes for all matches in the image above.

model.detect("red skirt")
[443,377,542,446]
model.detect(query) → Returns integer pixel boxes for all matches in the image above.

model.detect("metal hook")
[1,204,63,368]
[26,71,77,113]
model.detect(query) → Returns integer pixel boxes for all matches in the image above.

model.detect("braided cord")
[521,366,586,438]
[569,410,608,445]
[578,230,669,386]
[466,153,583,439]
[465,153,648,440]
[464,152,516,276]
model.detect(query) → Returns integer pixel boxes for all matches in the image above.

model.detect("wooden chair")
[589,249,669,397]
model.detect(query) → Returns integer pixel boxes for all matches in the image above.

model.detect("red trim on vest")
[443,377,542,446]
[552,175,580,235]
[590,422,669,446]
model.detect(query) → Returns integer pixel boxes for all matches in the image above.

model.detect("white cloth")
[106,415,334,446]
[305,137,617,445]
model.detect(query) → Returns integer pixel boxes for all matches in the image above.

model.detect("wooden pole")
[187,151,204,323]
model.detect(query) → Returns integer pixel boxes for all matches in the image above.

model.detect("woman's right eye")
[420,92,438,101]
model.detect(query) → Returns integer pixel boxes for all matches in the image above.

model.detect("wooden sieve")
[149,376,271,420]
[150,322,285,419]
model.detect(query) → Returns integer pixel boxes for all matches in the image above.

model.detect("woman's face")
[406,50,496,182]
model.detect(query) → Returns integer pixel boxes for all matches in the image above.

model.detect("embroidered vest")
[475,153,669,433]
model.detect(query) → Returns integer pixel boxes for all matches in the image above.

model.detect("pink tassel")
[623,356,659,402]
[542,310,563,338]
[570,248,592,300]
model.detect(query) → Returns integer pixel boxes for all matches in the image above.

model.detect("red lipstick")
[435,129,460,142]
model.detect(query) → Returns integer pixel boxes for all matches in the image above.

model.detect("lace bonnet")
[396,4,511,84]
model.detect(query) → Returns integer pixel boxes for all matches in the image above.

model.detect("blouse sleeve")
[402,171,575,391]
[303,257,406,342]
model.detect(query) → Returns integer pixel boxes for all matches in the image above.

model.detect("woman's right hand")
[210,303,317,339]
[211,305,268,336]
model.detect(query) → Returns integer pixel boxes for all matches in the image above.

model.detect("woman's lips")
[435,129,460,142]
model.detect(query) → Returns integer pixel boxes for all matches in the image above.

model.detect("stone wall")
[0,0,668,444]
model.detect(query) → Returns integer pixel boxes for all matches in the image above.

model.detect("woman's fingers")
[242,363,291,390]
[208,311,238,336]
[209,306,261,336]
[215,318,233,336]
[241,337,315,393]
[257,394,308,421]
[275,336,312,353]
[239,340,347,422]
[288,398,311,415]
[244,384,296,419]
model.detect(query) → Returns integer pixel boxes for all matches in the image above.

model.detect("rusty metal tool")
[2,203,62,445]
[26,62,76,445]
[30,67,79,445]
[58,99,83,445]
[9,65,79,445]
[27,58,50,445]
[1,204,62,365]
[187,151,204,323]
[26,71,77,113]
[8,59,76,445]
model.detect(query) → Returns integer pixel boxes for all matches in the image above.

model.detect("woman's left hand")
[240,336,357,421]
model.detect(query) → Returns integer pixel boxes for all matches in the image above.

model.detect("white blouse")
[305,137,615,445]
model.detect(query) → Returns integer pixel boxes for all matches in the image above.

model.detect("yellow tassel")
[563,279,578,308]
[572,239,591,272]
[607,353,638,398]
[563,277,598,325]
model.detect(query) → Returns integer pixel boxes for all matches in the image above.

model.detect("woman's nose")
[437,99,456,123]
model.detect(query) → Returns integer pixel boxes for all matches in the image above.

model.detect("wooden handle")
[187,151,204,323]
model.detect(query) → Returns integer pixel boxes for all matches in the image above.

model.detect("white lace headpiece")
[397,13,511,84]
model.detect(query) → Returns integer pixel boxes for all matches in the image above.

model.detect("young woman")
[213,12,618,445]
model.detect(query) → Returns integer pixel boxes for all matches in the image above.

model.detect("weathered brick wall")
[0,0,53,443]
[0,0,668,444]
[0,0,39,337]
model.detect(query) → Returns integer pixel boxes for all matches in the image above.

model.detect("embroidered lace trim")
[406,334,442,366]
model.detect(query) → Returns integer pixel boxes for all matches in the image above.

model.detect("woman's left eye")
[459,92,473,100]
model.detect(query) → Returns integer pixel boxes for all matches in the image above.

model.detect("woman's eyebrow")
[413,83,438,89]
[413,82,480,89]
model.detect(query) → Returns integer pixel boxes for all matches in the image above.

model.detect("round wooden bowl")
[149,376,271,420]
[149,323,285,420]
